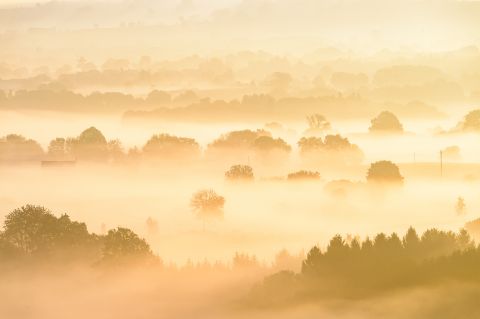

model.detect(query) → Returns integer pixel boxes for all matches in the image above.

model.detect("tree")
[143,133,200,159]
[287,170,320,181]
[209,129,271,149]
[305,114,331,135]
[454,109,480,132]
[67,127,109,161]
[298,135,364,165]
[366,160,404,184]
[0,134,44,162]
[253,136,291,153]
[225,165,254,181]
[369,111,403,133]
[455,197,466,216]
[47,137,69,159]
[2,205,94,256]
[190,189,225,222]
[101,227,153,264]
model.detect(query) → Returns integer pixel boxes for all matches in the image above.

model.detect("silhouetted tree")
[366,160,403,184]
[67,127,109,161]
[47,137,68,159]
[209,129,271,150]
[143,133,200,159]
[225,164,254,181]
[298,135,363,166]
[0,134,44,162]
[2,205,95,257]
[253,136,291,153]
[256,228,478,304]
[454,109,480,132]
[304,114,331,136]
[369,111,403,133]
[456,197,467,216]
[190,189,225,223]
[101,227,153,264]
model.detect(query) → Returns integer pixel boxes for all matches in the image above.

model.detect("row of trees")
[0,127,367,165]
[252,227,479,304]
[0,205,156,267]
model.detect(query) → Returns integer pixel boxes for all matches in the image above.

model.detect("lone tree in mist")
[305,114,331,135]
[455,197,467,216]
[369,111,403,133]
[366,160,404,184]
[225,164,254,181]
[190,189,225,225]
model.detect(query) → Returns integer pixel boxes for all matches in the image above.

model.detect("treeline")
[0,87,444,120]
[251,227,480,305]
[0,205,305,274]
[0,126,364,166]
[0,205,156,268]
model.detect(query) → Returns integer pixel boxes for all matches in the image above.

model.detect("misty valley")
[1,0,480,318]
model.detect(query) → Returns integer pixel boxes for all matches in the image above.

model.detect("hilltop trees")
[366,160,404,184]
[225,164,254,181]
[369,111,404,133]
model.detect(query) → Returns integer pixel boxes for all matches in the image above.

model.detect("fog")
[1,0,480,318]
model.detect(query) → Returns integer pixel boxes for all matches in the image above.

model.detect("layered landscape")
[1,0,480,318]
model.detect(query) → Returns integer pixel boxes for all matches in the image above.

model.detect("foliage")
[366,160,404,184]
[305,114,331,135]
[190,189,225,221]
[2,205,94,256]
[298,134,364,165]
[225,164,254,181]
[0,134,44,162]
[66,126,109,161]
[369,111,404,133]
[0,205,154,266]
[143,133,200,159]
[455,109,480,132]
[252,136,291,153]
[455,197,467,216]
[287,170,320,181]
[208,129,271,149]
[253,228,478,304]
[101,227,153,264]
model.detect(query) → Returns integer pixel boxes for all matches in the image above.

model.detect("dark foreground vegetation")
[251,227,480,306]
[0,205,157,268]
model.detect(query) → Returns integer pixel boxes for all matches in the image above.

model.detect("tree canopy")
[369,111,404,133]
[366,160,404,184]
[225,164,254,181]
